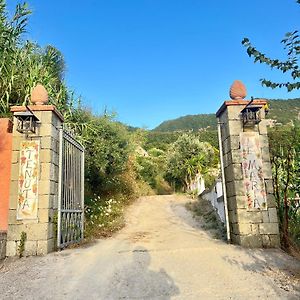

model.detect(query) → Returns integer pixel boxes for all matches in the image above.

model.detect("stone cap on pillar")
[10,105,64,122]
[216,99,267,117]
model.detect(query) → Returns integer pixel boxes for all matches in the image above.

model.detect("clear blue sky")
[7,0,300,128]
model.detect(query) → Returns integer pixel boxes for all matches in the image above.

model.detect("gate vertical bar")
[57,126,63,249]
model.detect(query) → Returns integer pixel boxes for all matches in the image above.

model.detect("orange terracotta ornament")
[229,80,247,100]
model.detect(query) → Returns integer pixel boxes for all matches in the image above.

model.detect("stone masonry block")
[6,240,17,256]
[228,210,238,224]
[39,180,57,195]
[40,149,52,163]
[223,137,231,155]
[226,181,235,197]
[224,165,234,182]
[226,181,244,197]
[239,235,263,248]
[265,180,274,194]
[221,123,229,141]
[234,181,245,196]
[269,235,281,248]
[230,233,240,245]
[227,106,243,120]
[237,209,263,224]
[235,196,247,209]
[259,135,269,148]
[231,149,241,164]
[12,136,23,151]
[38,124,58,138]
[230,136,240,150]
[41,136,56,150]
[40,162,57,181]
[24,240,38,256]
[7,223,50,241]
[219,109,228,125]
[52,195,58,209]
[38,194,53,209]
[262,211,270,223]
[8,210,22,225]
[11,150,19,164]
[228,120,243,136]
[266,194,276,208]
[223,152,232,169]
[38,208,53,223]
[262,162,273,179]
[227,196,237,210]
[39,111,53,125]
[261,147,271,162]
[251,224,259,235]
[37,239,54,255]
[10,163,19,181]
[237,223,252,235]
[268,208,278,223]
[231,223,239,235]
[258,119,268,135]
[233,164,243,180]
[259,223,279,235]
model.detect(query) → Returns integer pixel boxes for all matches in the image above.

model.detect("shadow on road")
[222,249,300,298]
[107,246,180,299]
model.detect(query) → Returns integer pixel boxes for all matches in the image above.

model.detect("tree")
[242,1,300,92]
[268,125,300,249]
[0,1,69,116]
[165,134,218,192]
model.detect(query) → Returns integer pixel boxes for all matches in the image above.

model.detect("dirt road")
[1,195,300,299]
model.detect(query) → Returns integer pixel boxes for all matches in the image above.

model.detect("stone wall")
[0,231,7,259]
[217,100,280,248]
[6,106,63,256]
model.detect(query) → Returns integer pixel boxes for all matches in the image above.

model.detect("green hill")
[154,113,216,132]
[153,98,300,132]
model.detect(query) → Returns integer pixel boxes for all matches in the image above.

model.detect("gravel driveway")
[0,195,299,299]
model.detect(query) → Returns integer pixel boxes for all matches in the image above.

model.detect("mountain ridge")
[153,98,300,132]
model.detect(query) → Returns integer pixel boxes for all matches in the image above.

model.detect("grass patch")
[186,196,227,241]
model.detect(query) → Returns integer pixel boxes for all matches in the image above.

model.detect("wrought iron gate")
[57,127,84,248]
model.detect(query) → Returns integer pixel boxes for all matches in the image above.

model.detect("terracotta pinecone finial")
[229,80,247,100]
[30,84,49,105]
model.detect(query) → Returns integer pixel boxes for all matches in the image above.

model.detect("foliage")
[85,196,126,238]
[154,114,217,132]
[165,134,219,192]
[266,98,300,125]
[135,147,172,194]
[18,231,27,258]
[0,1,69,116]
[242,2,300,91]
[268,125,300,250]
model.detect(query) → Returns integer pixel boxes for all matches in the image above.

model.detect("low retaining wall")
[201,179,225,224]
[0,231,7,259]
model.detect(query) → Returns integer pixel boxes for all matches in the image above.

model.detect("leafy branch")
[242,31,300,92]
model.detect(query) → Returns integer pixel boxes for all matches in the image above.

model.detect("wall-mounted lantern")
[14,106,40,134]
[240,98,262,128]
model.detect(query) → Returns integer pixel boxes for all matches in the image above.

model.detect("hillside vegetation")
[154,98,300,132]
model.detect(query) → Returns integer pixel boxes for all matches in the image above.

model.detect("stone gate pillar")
[6,85,64,256]
[216,80,280,248]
